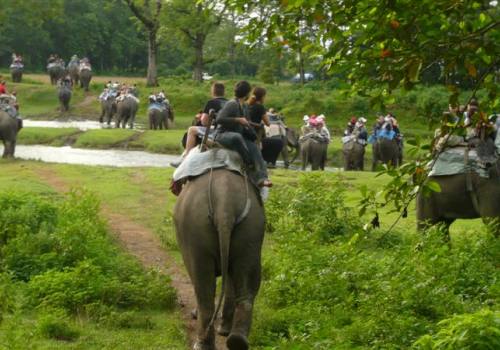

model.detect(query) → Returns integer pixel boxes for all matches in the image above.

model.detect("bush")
[0,191,177,315]
[413,309,500,350]
[37,312,80,341]
[252,175,500,349]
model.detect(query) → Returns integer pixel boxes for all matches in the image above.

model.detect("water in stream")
[23,119,146,130]
[1,145,179,168]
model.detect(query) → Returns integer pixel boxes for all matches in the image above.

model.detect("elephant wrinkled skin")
[417,166,500,236]
[174,169,265,350]
[301,138,328,170]
[343,140,365,170]
[372,138,401,170]
[0,110,22,158]
[58,86,72,112]
[10,67,23,83]
[148,106,173,130]
[100,97,116,125]
[79,69,92,92]
[116,97,138,129]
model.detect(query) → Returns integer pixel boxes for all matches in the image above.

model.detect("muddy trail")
[35,168,227,350]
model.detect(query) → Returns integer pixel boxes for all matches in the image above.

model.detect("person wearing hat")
[344,116,357,136]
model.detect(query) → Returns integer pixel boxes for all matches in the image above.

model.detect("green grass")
[73,129,137,149]
[132,130,186,153]
[17,127,81,146]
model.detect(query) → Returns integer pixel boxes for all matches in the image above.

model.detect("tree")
[124,0,163,86]
[164,0,226,82]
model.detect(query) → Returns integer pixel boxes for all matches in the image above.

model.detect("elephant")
[173,169,265,350]
[115,96,138,129]
[416,164,500,237]
[261,136,284,167]
[343,140,365,170]
[0,110,22,158]
[286,128,300,164]
[99,97,116,125]
[301,137,328,170]
[372,138,401,171]
[148,106,173,130]
[10,67,23,83]
[48,65,65,85]
[67,62,79,86]
[79,68,92,92]
[58,85,72,112]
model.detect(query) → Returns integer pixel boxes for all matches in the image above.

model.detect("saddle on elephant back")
[429,133,500,179]
[300,131,329,144]
[171,146,245,195]
[0,95,18,118]
[148,102,168,112]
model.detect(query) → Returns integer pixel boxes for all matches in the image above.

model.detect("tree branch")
[124,0,155,29]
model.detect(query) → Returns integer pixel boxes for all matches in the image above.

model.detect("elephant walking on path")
[79,68,92,92]
[417,165,500,237]
[116,96,138,129]
[301,137,328,170]
[10,67,23,83]
[58,84,72,112]
[372,138,401,170]
[343,140,365,170]
[0,110,22,158]
[148,106,173,130]
[174,169,265,350]
[100,97,116,125]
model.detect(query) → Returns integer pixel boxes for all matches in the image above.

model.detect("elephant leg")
[218,275,236,337]
[301,150,307,171]
[281,137,289,168]
[191,260,216,350]
[2,140,9,158]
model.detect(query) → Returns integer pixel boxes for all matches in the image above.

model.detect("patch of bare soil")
[35,167,227,350]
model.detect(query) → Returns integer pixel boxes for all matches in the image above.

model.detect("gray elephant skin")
[79,69,92,92]
[0,111,22,158]
[301,138,328,170]
[343,140,365,170]
[116,97,138,129]
[10,67,23,83]
[372,138,401,170]
[173,169,265,350]
[68,63,79,86]
[100,97,116,125]
[48,66,65,85]
[58,86,72,112]
[417,166,500,236]
[148,106,174,130]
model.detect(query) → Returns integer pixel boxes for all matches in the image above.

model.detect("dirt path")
[35,167,227,350]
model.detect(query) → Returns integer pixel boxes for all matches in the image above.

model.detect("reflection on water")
[1,145,178,168]
[23,119,145,130]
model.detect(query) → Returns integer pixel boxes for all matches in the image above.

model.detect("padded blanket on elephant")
[173,147,243,182]
[148,103,167,112]
[429,145,498,178]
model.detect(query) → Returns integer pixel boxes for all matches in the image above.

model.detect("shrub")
[37,311,80,341]
[413,309,500,350]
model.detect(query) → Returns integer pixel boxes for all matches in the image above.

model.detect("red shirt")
[0,85,6,94]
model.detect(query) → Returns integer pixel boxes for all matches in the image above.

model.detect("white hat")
[359,117,367,123]
[303,115,309,121]
[317,114,325,120]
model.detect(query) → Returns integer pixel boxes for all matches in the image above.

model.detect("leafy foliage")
[0,191,176,318]
[254,175,500,349]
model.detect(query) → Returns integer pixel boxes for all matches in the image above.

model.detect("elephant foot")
[193,340,215,350]
[226,333,248,350]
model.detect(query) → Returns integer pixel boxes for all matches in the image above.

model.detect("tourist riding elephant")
[174,169,265,350]
[68,62,79,86]
[48,65,65,85]
[343,140,365,170]
[416,163,500,237]
[372,138,401,170]
[148,106,173,130]
[79,68,92,92]
[10,67,23,83]
[301,137,328,170]
[0,110,22,158]
[58,85,72,112]
[116,96,138,129]
[100,97,116,126]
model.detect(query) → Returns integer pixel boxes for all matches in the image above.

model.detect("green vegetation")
[17,127,80,146]
[0,188,185,349]
[73,129,137,149]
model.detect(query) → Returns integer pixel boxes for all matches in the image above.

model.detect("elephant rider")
[11,53,23,67]
[354,117,369,144]
[215,80,272,188]
[0,81,6,95]
[0,92,22,129]
[316,114,331,142]
[248,87,270,146]
[70,55,79,65]
[172,82,228,167]
[344,117,357,136]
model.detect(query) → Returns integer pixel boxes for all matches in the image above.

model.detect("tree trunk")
[298,47,305,85]
[147,30,158,87]
[193,34,205,82]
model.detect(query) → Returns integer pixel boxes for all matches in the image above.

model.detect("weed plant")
[253,173,500,349]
